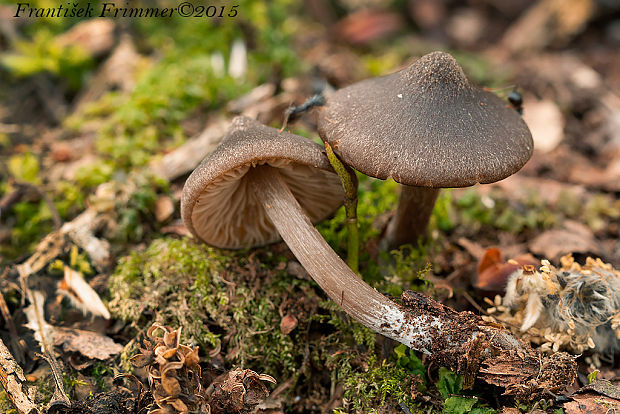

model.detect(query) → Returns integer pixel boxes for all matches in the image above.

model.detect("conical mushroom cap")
[317,51,533,188]
[182,116,344,249]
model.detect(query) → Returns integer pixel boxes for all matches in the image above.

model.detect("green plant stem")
[324,142,359,274]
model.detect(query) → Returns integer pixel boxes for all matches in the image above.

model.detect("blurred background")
[0,0,619,263]
[1,0,620,412]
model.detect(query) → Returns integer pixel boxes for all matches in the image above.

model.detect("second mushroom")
[318,51,534,249]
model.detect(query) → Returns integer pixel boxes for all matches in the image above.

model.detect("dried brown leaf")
[161,375,181,398]
[279,314,298,335]
[155,196,175,222]
[54,327,123,360]
[564,393,620,413]
[529,221,601,260]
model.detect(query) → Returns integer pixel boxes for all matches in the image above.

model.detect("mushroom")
[317,51,533,249]
[183,117,536,354]
[182,117,575,395]
[181,116,344,249]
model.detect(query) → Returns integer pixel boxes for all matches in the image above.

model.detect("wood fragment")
[0,285,25,364]
[60,210,111,271]
[0,337,39,414]
[150,117,229,181]
[37,352,71,411]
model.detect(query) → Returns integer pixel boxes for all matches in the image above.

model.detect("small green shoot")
[588,369,599,384]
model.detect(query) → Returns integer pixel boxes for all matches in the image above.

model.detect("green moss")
[583,194,620,233]
[0,199,53,261]
[1,29,93,90]
[331,351,425,413]
[453,189,557,235]
[108,237,308,378]
[60,0,302,170]
[108,235,436,409]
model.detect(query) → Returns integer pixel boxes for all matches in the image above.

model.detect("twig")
[0,337,39,414]
[37,352,71,411]
[279,94,325,132]
[399,402,413,414]
[0,273,25,363]
[150,117,229,182]
[0,186,25,220]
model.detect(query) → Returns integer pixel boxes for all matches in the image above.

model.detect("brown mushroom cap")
[317,51,533,188]
[181,116,344,249]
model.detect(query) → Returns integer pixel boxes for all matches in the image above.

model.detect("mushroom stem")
[247,165,497,354]
[384,186,440,250]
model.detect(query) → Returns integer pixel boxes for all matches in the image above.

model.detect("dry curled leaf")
[279,314,298,335]
[130,324,208,413]
[476,248,539,293]
[209,369,276,414]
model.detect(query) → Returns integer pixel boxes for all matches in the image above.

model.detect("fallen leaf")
[209,369,274,414]
[227,83,277,114]
[476,248,539,293]
[58,265,111,319]
[280,314,298,335]
[529,221,601,260]
[334,9,404,45]
[577,379,620,399]
[23,290,55,350]
[54,327,123,360]
[56,19,116,57]
[564,393,620,413]
[522,99,564,153]
[485,175,587,207]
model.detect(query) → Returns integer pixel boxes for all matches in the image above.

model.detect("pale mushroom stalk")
[384,187,440,249]
[247,165,515,354]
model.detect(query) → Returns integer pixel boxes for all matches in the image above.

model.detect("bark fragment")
[399,290,577,398]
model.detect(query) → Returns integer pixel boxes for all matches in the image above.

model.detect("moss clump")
[452,189,557,235]
[1,29,93,90]
[108,235,438,411]
[108,237,226,348]
[330,345,426,413]
[108,237,321,382]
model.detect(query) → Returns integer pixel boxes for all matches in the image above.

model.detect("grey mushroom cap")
[181,116,344,249]
[317,51,533,188]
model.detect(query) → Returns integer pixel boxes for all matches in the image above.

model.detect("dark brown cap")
[181,116,344,249]
[317,51,533,188]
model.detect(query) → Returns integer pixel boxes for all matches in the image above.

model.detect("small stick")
[0,274,25,363]
[279,94,325,132]
[37,352,71,411]
[0,337,39,414]
[324,142,359,274]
